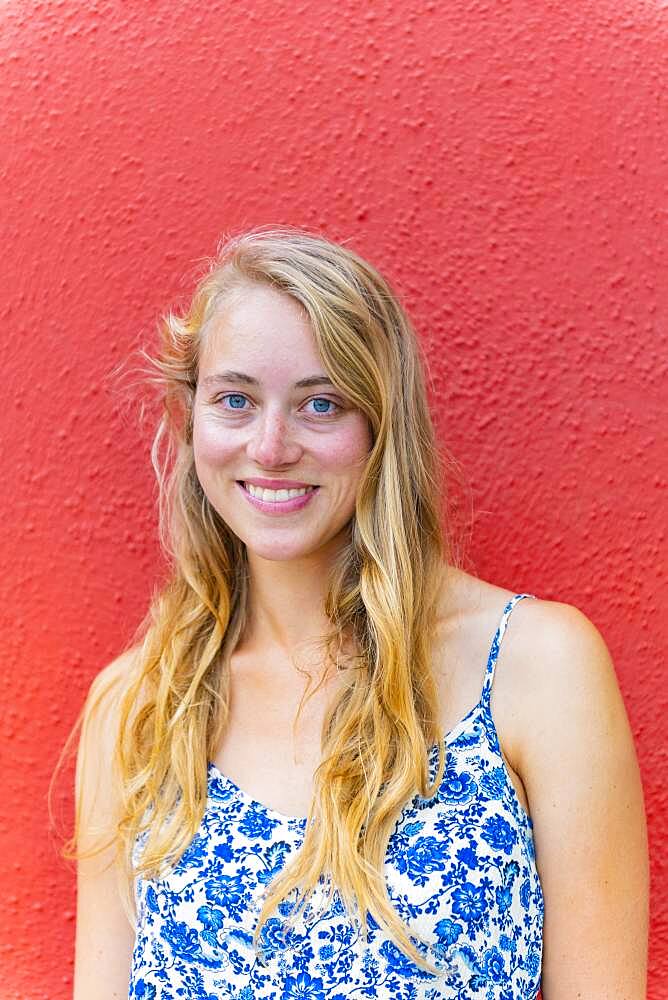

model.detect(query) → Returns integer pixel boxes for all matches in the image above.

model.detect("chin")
[246,544,319,563]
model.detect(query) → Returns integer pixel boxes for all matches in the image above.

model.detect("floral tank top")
[129,592,544,998]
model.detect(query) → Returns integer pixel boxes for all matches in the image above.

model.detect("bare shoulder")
[492,591,630,770]
[435,565,632,770]
[85,645,142,710]
[76,645,143,847]
[433,564,523,715]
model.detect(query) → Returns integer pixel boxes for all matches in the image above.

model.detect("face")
[192,282,373,564]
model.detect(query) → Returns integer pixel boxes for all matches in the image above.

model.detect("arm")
[507,600,649,998]
[73,650,140,1000]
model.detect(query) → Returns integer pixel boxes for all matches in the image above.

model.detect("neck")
[239,536,350,667]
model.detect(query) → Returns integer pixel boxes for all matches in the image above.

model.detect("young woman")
[69,227,648,998]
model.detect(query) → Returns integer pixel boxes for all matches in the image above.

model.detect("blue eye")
[215,393,340,416]
[218,393,249,410]
[308,397,339,415]
[227,393,248,409]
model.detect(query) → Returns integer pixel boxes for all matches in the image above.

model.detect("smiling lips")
[236,480,320,512]
[244,482,314,501]
[241,477,317,489]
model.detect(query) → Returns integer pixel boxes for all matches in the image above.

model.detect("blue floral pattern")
[130,593,543,998]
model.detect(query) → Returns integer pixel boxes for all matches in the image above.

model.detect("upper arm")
[509,600,649,999]
[73,648,140,1000]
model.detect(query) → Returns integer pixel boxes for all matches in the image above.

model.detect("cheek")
[192,416,236,468]
[321,421,372,472]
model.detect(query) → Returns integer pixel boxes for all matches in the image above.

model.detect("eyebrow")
[200,370,335,390]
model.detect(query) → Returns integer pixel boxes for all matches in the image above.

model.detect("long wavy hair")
[58,225,461,974]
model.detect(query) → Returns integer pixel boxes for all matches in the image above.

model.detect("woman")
[69,226,648,998]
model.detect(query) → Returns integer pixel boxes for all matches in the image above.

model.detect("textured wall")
[1,0,666,996]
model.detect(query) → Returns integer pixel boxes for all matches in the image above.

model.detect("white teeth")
[244,483,314,502]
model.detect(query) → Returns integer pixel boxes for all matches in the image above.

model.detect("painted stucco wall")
[1,1,666,996]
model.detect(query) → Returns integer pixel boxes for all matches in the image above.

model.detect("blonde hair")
[57,225,460,974]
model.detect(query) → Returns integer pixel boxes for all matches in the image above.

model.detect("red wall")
[1,1,666,996]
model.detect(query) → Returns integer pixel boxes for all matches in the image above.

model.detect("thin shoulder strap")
[481,593,536,704]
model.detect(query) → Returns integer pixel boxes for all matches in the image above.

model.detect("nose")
[245,406,302,468]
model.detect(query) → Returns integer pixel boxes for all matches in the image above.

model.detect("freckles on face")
[193,284,372,483]
[315,421,371,481]
[193,397,371,488]
[190,282,374,557]
[192,410,236,466]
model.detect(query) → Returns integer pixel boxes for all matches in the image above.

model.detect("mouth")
[237,481,319,503]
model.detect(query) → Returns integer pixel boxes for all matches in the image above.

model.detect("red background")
[1,1,666,996]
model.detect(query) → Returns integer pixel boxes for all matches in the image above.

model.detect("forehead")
[198,282,322,376]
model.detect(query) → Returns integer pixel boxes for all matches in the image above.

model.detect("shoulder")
[84,646,141,708]
[500,594,625,759]
[79,644,142,735]
[435,566,630,771]
[80,643,146,762]
[76,646,143,845]
[494,599,644,858]
[504,590,616,685]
